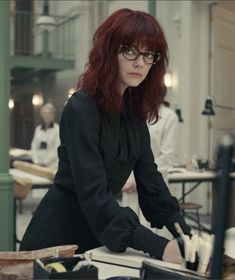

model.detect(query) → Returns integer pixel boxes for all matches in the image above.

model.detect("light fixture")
[35,1,55,33]
[202,96,235,116]
[8,98,14,109]
[201,96,215,116]
[32,94,44,106]
[164,72,173,88]
[35,15,56,32]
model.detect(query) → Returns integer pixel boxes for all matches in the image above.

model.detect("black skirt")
[19,185,101,253]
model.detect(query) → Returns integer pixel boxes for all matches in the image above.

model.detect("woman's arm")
[134,121,191,237]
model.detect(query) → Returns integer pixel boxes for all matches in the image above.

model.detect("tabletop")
[168,168,235,183]
[9,168,53,186]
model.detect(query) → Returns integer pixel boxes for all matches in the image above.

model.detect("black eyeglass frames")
[119,45,161,65]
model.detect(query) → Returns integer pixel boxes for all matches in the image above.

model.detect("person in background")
[31,103,60,168]
[148,85,179,179]
[20,9,191,264]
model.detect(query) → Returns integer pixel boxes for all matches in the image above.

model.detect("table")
[85,246,183,279]
[9,148,32,158]
[167,168,235,232]
[10,168,53,212]
[168,169,217,202]
[10,168,53,189]
[85,234,235,280]
[9,169,53,249]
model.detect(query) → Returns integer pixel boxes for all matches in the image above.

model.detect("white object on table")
[10,148,32,158]
[10,168,53,198]
[224,227,235,259]
[10,168,53,186]
[85,246,185,279]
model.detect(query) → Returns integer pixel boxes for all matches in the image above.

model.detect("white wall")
[108,0,148,13]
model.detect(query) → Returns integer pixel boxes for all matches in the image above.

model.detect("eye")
[145,52,155,60]
[123,45,136,55]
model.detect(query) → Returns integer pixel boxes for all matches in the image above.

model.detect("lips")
[128,72,143,78]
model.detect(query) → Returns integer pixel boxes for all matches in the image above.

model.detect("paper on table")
[85,246,182,270]
[85,247,208,278]
[168,167,187,174]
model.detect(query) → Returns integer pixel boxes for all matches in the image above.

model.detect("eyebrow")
[128,44,155,53]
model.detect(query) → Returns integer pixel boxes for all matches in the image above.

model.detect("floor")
[16,190,212,250]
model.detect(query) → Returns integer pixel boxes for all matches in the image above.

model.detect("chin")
[127,81,142,87]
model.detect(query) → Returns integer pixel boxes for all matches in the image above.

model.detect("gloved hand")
[176,232,213,274]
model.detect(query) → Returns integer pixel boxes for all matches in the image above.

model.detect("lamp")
[202,96,235,115]
[201,96,215,116]
[35,1,55,32]
[32,93,44,106]
[164,72,173,88]
[35,15,56,32]
[8,98,14,110]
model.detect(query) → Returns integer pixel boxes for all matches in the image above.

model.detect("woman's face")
[117,44,153,94]
[41,109,54,125]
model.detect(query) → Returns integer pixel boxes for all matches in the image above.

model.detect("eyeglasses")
[119,45,161,65]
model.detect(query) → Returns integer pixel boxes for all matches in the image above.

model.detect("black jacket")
[20,91,190,259]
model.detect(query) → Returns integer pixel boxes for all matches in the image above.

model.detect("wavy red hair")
[77,8,168,122]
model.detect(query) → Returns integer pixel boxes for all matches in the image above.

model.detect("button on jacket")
[20,91,190,259]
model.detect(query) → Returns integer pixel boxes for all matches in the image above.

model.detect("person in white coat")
[31,103,60,168]
[148,101,179,181]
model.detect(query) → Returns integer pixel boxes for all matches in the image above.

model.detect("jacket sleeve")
[134,121,191,237]
[60,93,170,259]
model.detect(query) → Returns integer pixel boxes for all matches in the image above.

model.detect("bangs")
[114,12,166,52]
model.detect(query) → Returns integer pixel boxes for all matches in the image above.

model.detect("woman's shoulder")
[70,91,97,109]
[64,90,100,120]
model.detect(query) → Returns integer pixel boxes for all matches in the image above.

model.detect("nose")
[133,54,145,67]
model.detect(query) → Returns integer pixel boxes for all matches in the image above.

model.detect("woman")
[31,103,60,168]
[20,9,190,263]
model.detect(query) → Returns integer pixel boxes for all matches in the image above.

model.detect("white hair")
[40,103,56,115]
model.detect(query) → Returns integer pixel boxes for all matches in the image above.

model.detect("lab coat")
[148,105,179,180]
[31,122,60,168]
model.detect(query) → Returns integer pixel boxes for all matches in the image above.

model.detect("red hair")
[77,8,168,122]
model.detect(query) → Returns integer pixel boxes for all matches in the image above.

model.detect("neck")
[120,85,127,96]
[44,121,53,129]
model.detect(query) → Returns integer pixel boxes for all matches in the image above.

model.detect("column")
[0,1,14,251]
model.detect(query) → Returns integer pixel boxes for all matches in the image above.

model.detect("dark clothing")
[20,91,190,259]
